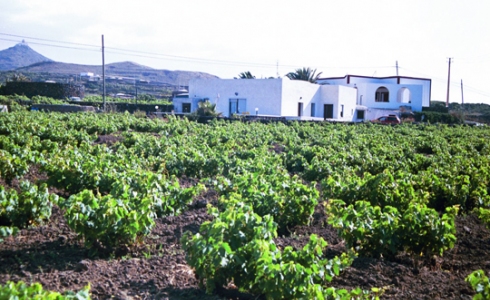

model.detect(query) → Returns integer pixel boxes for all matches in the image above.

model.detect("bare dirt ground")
[1,167,489,299]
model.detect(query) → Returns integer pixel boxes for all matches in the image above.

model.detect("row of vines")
[1,111,490,298]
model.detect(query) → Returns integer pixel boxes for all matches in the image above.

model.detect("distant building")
[80,72,100,82]
[111,93,133,99]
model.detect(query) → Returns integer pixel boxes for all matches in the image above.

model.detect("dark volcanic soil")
[1,168,489,299]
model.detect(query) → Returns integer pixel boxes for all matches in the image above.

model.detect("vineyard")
[1,111,490,299]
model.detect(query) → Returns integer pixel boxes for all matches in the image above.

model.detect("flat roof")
[318,74,431,82]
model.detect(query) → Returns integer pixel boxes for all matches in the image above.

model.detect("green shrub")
[0,226,19,242]
[414,111,463,124]
[213,170,319,229]
[133,109,147,118]
[181,200,363,299]
[114,171,204,218]
[322,170,430,211]
[466,270,490,299]
[475,207,490,230]
[61,189,155,251]
[0,95,28,112]
[326,200,458,257]
[0,150,30,183]
[0,281,90,299]
[0,181,57,228]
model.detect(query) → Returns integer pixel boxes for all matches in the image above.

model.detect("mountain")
[15,61,218,86]
[0,41,53,71]
[0,42,219,87]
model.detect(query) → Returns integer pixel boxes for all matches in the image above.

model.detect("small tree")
[193,100,222,117]
[238,71,256,79]
[286,67,322,83]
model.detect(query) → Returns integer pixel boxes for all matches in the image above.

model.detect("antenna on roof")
[396,61,399,76]
[276,60,279,78]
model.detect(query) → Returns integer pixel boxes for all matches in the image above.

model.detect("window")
[311,103,316,117]
[298,102,303,117]
[229,98,247,115]
[182,103,191,113]
[340,104,344,118]
[375,87,389,102]
[357,110,365,120]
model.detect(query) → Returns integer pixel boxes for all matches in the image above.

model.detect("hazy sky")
[0,0,489,103]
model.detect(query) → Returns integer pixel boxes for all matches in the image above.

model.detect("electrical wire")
[0,33,394,71]
[0,37,100,52]
[0,33,99,48]
[2,32,489,99]
[399,67,490,98]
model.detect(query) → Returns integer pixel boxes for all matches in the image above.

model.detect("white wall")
[317,75,431,109]
[317,85,357,121]
[188,78,283,117]
[338,86,358,121]
[280,79,322,118]
[398,77,431,107]
[172,96,188,113]
[358,83,423,111]
[181,78,357,121]
[319,85,339,120]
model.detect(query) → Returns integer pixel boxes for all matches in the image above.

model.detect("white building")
[173,75,431,122]
[80,72,101,82]
[317,75,431,120]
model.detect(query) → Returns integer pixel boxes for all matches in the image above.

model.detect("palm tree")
[193,100,222,117]
[238,71,256,79]
[285,67,322,83]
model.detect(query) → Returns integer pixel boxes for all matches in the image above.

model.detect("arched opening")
[397,87,411,103]
[375,87,389,102]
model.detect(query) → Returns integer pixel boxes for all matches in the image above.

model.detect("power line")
[399,66,490,98]
[0,32,393,71]
[2,32,489,99]
[0,33,279,68]
[104,49,274,68]
[0,32,99,48]
[0,37,100,52]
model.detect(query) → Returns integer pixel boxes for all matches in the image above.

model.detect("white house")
[317,75,431,120]
[80,72,101,82]
[173,75,431,122]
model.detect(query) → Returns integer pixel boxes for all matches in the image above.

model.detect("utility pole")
[461,79,464,105]
[102,34,106,111]
[445,57,452,107]
[396,60,399,76]
[135,80,138,104]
